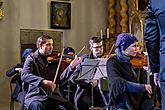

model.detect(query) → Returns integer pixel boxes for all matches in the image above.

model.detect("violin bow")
[53,46,85,84]
[107,43,115,58]
[76,46,86,56]
[52,48,64,86]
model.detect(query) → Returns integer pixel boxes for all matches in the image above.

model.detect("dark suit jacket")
[107,55,150,110]
[6,64,23,101]
[61,53,106,108]
[21,50,59,108]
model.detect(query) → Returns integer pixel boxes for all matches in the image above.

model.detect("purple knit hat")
[115,33,135,50]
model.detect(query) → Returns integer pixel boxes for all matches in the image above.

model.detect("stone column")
[120,0,128,32]
[108,0,116,34]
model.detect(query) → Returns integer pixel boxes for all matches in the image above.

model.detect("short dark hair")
[64,47,75,54]
[36,35,53,48]
[89,36,102,46]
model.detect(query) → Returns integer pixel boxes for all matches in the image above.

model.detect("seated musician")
[59,47,77,104]
[106,33,153,110]
[61,47,75,71]
[6,48,32,110]
[21,35,78,110]
[61,36,106,110]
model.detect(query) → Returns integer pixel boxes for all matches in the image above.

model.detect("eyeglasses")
[92,45,103,49]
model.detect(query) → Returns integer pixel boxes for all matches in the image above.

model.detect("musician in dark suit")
[6,48,32,110]
[21,35,77,110]
[59,47,77,104]
[61,37,106,110]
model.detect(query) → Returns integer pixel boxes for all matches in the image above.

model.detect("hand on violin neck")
[70,56,82,69]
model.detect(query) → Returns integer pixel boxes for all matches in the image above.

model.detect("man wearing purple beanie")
[106,33,152,110]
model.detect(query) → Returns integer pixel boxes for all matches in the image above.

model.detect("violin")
[129,42,149,68]
[47,46,85,64]
[47,50,61,61]
[62,54,75,63]
[47,50,75,63]
[130,52,148,68]
[51,46,85,91]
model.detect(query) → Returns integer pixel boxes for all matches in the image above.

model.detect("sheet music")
[77,59,99,80]
[94,58,107,79]
[77,58,108,81]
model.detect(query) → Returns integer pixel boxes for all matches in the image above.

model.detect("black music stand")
[76,58,107,81]
[76,58,107,109]
[93,58,107,80]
